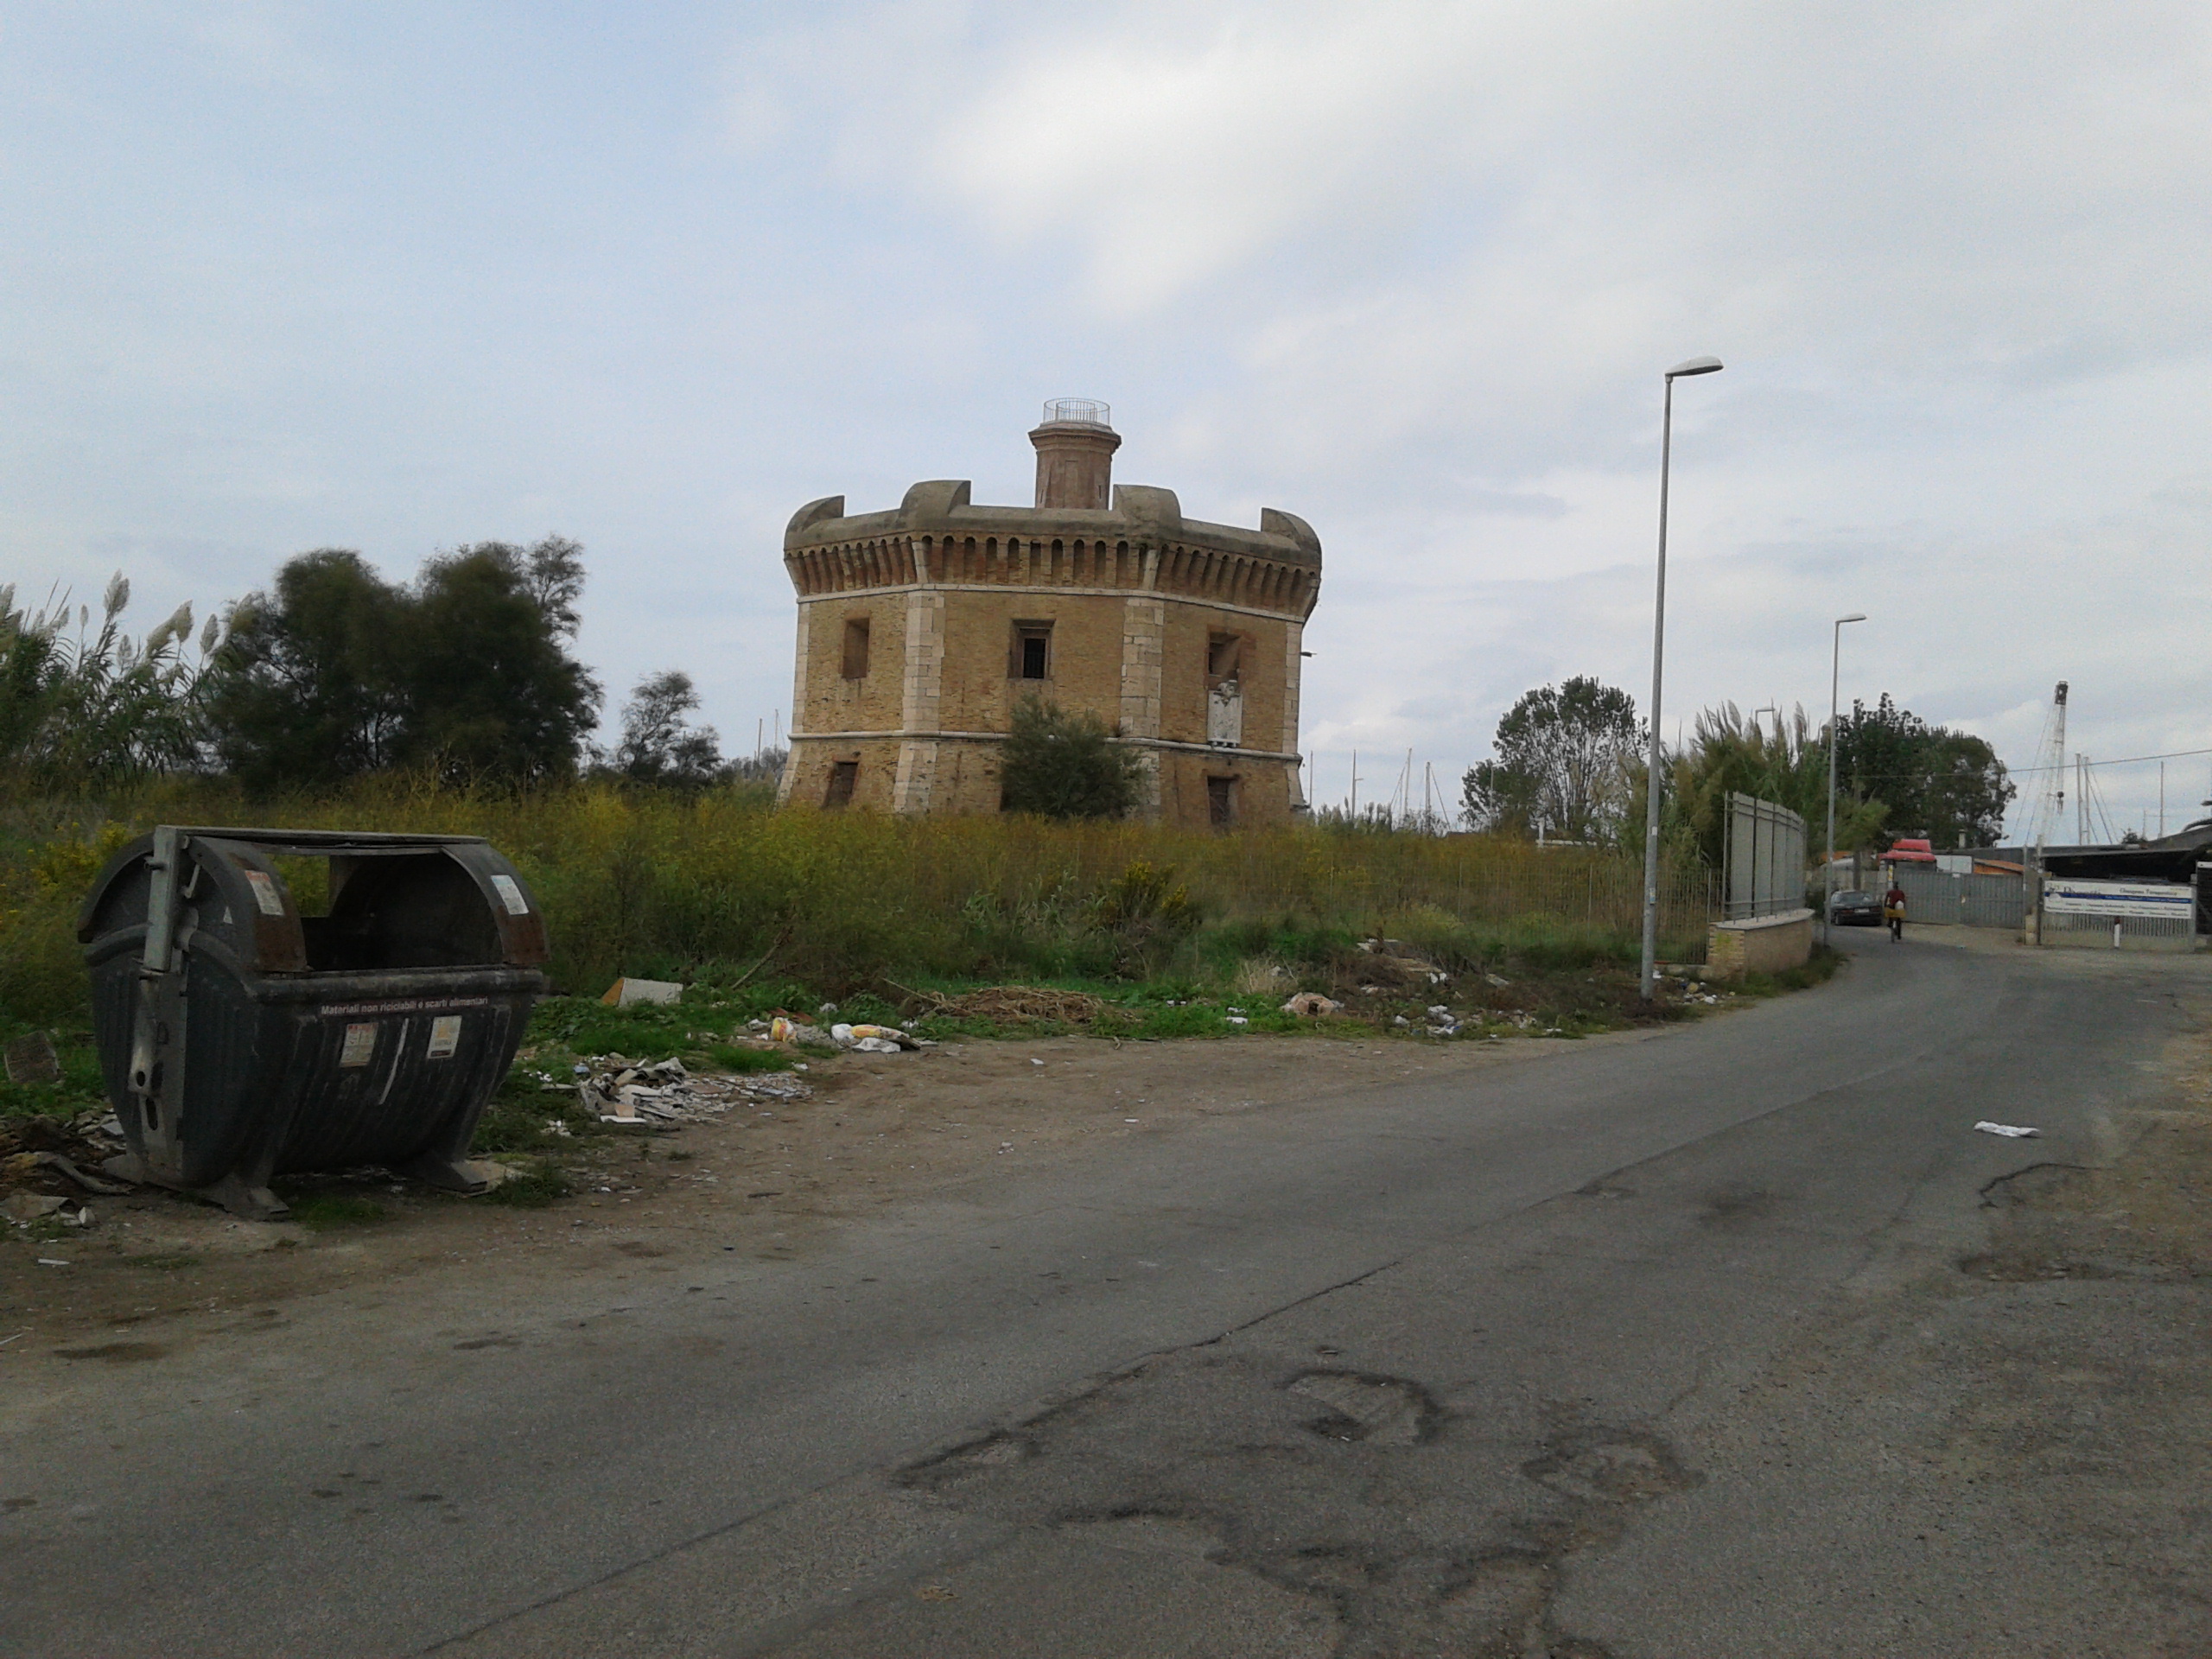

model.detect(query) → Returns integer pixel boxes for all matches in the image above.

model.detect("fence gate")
[1887,864,2025,928]
[1724,792,1808,919]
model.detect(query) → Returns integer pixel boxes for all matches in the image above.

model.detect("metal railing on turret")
[1039,398,1111,428]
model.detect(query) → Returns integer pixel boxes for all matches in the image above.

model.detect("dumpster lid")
[157,827,491,855]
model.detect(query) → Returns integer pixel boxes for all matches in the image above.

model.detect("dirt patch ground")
[0,1030,1628,1349]
[1969,1017,2212,1282]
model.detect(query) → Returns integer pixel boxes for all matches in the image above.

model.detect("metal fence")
[2041,911,2196,946]
[1723,792,1807,919]
[1885,864,2027,929]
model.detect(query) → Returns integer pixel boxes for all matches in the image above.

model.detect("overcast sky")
[5,2,2208,841]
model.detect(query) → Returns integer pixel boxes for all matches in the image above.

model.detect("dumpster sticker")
[340,1023,378,1068]
[245,870,286,916]
[490,874,531,916]
[322,995,490,1017]
[426,1015,463,1059]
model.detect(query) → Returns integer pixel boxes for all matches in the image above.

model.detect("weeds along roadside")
[0,777,1725,1132]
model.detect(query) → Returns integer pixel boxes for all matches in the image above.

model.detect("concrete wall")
[1707,908,1814,979]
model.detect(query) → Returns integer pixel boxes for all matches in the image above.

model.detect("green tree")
[202,550,410,791]
[998,697,1144,820]
[204,537,601,790]
[1460,677,1643,841]
[1835,694,2012,849]
[608,670,728,788]
[397,543,601,783]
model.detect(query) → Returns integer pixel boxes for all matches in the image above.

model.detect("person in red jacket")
[1885,880,1908,941]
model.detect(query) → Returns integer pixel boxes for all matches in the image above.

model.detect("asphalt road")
[4,931,2208,1657]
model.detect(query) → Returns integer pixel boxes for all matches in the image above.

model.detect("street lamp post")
[1639,355,1724,1002]
[1823,613,1868,947]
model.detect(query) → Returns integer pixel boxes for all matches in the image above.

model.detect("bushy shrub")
[998,698,1144,820]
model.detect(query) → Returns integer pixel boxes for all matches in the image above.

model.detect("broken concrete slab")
[3,1031,60,1086]
[601,977,684,1008]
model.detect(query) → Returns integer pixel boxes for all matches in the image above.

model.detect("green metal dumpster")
[78,826,550,1220]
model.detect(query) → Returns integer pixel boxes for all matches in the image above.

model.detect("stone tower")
[776,401,1322,828]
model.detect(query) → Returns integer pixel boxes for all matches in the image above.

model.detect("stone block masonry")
[776,405,1322,830]
[1707,909,1814,979]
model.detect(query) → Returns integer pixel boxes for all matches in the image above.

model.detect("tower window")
[842,618,870,680]
[823,761,858,809]
[1207,775,1237,827]
[1207,632,1243,688]
[1010,621,1052,680]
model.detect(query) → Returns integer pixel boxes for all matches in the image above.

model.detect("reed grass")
[0,777,1715,1035]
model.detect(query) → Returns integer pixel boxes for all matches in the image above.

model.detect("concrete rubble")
[558,1055,815,1126]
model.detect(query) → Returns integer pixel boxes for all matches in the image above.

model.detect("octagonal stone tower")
[776,401,1322,828]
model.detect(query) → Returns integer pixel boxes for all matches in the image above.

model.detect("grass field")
[0,779,1721,1129]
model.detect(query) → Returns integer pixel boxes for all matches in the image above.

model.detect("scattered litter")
[1393,1014,1411,1027]
[1974,1121,2041,1139]
[3,1031,60,1087]
[1427,1005,1451,1019]
[572,1054,814,1126]
[35,1258,71,1268]
[1031,1058,1046,1067]
[1225,1015,1248,1027]
[1281,992,1343,1017]
[818,1002,839,1016]
[829,1022,923,1052]
[600,977,683,1008]
[1484,973,1510,988]
[3,1192,69,1223]
[1124,1118,1139,1123]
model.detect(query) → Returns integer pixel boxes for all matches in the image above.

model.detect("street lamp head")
[1666,355,1725,378]
[1836,613,1867,626]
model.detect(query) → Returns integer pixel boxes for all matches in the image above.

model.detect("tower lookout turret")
[1029,398,1122,510]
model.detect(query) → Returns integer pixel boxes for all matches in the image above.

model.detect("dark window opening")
[1011,621,1052,680]
[1207,776,1236,828]
[824,761,859,809]
[842,618,870,680]
[1207,632,1243,689]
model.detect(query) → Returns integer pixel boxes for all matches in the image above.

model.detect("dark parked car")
[1828,889,1884,926]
